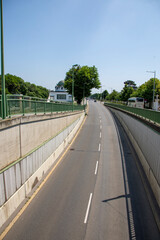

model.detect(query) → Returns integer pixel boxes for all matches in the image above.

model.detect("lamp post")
[83,82,87,114]
[1,0,6,119]
[146,70,156,110]
[72,64,78,111]
[83,83,85,106]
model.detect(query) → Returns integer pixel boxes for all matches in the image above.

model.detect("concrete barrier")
[0,112,85,229]
[109,108,160,208]
[0,112,83,170]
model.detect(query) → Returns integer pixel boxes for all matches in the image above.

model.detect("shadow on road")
[104,111,160,240]
[102,194,130,203]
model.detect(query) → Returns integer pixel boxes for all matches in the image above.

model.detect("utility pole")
[1,0,6,119]
[146,70,156,110]
[72,64,78,112]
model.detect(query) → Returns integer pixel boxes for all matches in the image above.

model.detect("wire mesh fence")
[0,95,86,118]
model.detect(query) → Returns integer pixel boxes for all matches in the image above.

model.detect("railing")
[0,95,86,118]
[0,95,2,118]
[104,102,160,124]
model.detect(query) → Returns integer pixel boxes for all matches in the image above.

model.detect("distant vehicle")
[128,97,144,108]
[94,99,97,102]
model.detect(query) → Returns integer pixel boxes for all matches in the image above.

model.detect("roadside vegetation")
[0,74,49,99]
[1,72,160,108]
[90,79,160,106]
[64,65,101,104]
[1,65,101,104]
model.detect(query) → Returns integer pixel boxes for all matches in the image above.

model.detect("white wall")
[110,108,160,208]
[0,113,85,228]
[0,112,82,170]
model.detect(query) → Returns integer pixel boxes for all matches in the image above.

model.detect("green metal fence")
[0,95,86,118]
[0,95,2,118]
[104,102,160,124]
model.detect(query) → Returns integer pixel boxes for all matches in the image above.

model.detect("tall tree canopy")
[131,78,160,102]
[124,80,137,90]
[90,93,101,100]
[120,85,134,101]
[107,89,120,101]
[0,74,49,99]
[64,65,101,104]
[102,90,109,99]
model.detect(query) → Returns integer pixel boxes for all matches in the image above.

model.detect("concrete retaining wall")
[0,112,83,170]
[0,112,85,229]
[109,108,160,207]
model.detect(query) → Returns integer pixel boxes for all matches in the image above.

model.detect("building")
[48,81,72,102]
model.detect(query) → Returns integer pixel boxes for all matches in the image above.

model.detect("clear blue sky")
[2,0,160,93]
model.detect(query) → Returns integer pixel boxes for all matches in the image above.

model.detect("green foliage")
[87,77,160,106]
[90,93,101,100]
[124,80,137,89]
[102,90,109,99]
[106,89,120,101]
[120,85,134,101]
[131,78,160,102]
[64,65,101,104]
[0,74,49,99]
[125,80,135,85]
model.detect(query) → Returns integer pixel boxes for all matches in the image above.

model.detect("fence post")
[35,101,37,115]
[6,95,8,117]
[44,102,46,114]
[22,96,25,116]
[51,102,53,114]
[8,99,11,118]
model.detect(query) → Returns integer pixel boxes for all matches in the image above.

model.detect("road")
[2,101,160,240]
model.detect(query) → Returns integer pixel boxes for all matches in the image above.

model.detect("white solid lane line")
[84,193,93,224]
[95,161,99,175]
[98,143,101,152]
[100,132,101,138]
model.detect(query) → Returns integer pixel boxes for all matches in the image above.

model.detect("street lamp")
[83,83,85,105]
[72,64,78,111]
[146,70,156,109]
[82,83,86,114]
[1,0,6,119]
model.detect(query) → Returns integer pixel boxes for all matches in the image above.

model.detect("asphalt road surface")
[3,101,160,240]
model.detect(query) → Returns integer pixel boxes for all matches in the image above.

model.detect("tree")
[131,78,160,103]
[64,65,101,104]
[0,74,49,99]
[90,93,101,100]
[4,74,26,94]
[120,85,134,101]
[102,90,109,100]
[107,89,120,101]
[124,80,137,90]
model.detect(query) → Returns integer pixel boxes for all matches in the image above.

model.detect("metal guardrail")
[0,95,86,118]
[104,102,160,125]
